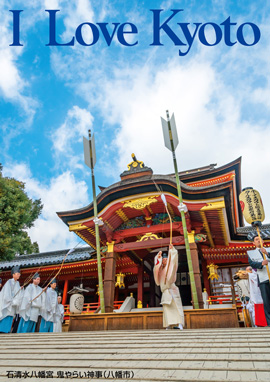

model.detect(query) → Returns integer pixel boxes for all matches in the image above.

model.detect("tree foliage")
[0,165,43,261]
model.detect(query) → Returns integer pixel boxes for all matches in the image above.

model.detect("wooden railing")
[207,294,241,305]
[63,301,124,320]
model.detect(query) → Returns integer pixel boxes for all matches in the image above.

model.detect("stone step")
[0,355,270,371]
[0,348,269,355]
[1,328,270,381]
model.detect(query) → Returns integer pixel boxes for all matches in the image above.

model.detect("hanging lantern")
[207,263,219,281]
[239,187,265,226]
[115,272,125,289]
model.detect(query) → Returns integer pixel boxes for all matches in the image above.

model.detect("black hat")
[11,266,21,275]
[0,278,2,283]
[50,278,57,285]
[33,273,40,280]
[247,230,270,242]
[162,253,168,258]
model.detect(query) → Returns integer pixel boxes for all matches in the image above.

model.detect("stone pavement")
[0,327,270,381]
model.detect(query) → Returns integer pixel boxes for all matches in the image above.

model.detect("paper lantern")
[239,187,265,226]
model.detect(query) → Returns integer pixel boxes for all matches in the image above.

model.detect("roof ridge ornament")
[127,153,144,170]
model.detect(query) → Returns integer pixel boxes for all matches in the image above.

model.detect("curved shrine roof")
[0,246,94,270]
[57,157,242,225]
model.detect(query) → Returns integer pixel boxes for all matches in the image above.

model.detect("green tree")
[0,164,43,260]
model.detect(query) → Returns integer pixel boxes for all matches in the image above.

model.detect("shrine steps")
[0,327,270,381]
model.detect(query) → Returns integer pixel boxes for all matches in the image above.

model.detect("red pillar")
[62,279,69,305]
[188,236,204,309]
[137,265,144,307]
[103,242,116,312]
[150,273,155,307]
[115,286,119,301]
[201,259,211,296]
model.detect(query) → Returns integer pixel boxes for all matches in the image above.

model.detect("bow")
[30,247,76,303]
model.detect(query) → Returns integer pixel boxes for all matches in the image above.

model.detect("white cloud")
[3,163,89,252]
[60,0,95,42]
[51,105,93,170]
[34,1,270,230]
[0,9,36,121]
[98,57,270,220]
[44,0,61,8]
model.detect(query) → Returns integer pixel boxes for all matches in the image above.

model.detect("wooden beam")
[199,211,215,248]
[114,236,185,252]
[217,209,229,246]
[200,201,225,211]
[113,222,181,241]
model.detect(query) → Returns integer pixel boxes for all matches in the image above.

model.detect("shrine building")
[1,156,269,312]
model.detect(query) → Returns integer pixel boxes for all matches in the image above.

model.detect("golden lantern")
[115,272,125,289]
[207,263,219,281]
[239,187,265,226]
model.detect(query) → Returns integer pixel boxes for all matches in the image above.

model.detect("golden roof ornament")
[123,196,158,210]
[127,153,144,170]
[120,153,152,181]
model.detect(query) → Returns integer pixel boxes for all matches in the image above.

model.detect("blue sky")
[1,0,270,252]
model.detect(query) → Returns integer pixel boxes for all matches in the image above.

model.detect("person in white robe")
[0,266,23,333]
[153,244,184,329]
[39,278,57,332]
[234,268,253,326]
[53,295,64,332]
[247,267,265,326]
[248,234,270,326]
[17,273,44,333]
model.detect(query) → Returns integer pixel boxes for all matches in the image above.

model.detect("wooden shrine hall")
[56,155,270,315]
[1,155,269,329]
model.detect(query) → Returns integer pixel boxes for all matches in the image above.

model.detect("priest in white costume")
[153,244,184,329]
[53,295,64,332]
[39,278,58,332]
[248,234,270,326]
[17,273,44,333]
[247,267,264,325]
[0,266,23,333]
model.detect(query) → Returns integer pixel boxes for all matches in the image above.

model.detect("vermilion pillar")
[149,273,155,307]
[103,242,116,312]
[137,264,144,307]
[188,232,204,309]
[201,259,211,295]
[62,279,69,305]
